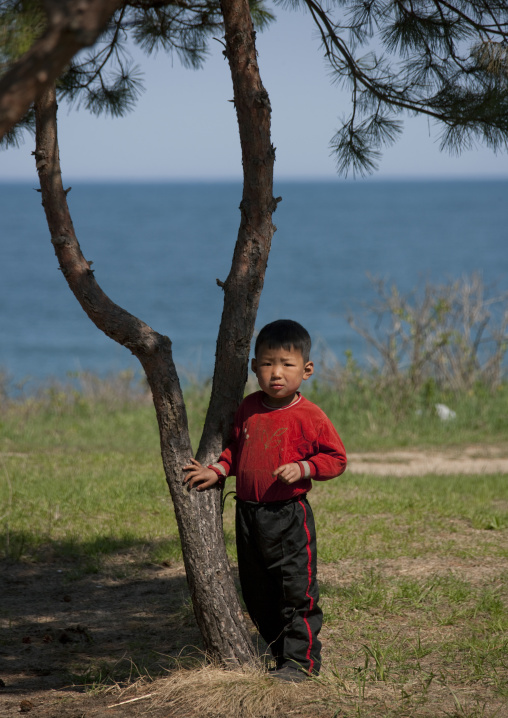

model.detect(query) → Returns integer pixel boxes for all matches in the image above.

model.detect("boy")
[183,320,346,681]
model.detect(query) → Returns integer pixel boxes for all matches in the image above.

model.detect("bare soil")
[348,443,508,476]
[1,447,507,718]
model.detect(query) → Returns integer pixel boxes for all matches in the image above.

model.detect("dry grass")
[149,664,312,717]
[140,659,507,718]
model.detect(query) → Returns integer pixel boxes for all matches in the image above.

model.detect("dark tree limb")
[0,0,124,139]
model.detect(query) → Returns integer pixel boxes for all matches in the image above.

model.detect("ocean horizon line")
[2,175,508,186]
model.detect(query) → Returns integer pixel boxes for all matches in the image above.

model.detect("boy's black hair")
[255,319,312,362]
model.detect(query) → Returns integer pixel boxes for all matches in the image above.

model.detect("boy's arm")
[307,418,347,480]
[272,450,346,486]
[277,414,345,483]
[182,402,244,491]
[207,444,234,483]
[272,416,347,486]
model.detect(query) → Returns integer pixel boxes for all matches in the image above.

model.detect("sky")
[1,6,507,182]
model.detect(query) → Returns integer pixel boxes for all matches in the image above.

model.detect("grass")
[308,380,508,452]
[0,377,507,716]
[316,567,508,715]
[2,396,507,566]
[313,473,508,563]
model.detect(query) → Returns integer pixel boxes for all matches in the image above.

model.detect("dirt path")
[348,444,508,476]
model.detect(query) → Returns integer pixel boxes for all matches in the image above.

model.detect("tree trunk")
[33,0,276,664]
[198,0,277,463]
[34,84,256,665]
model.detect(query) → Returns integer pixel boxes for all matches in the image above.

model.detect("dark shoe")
[268,665,308,683]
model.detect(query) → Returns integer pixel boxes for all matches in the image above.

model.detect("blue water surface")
[0,179,506,390]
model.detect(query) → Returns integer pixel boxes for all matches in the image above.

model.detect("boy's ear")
[303,361,314,380]
[251,358,257,373]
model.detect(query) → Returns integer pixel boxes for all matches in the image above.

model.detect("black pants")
[235,496,322,674]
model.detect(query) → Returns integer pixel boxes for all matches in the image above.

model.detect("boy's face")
[251,344,314,407]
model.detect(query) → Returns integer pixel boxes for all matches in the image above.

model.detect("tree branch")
[0,0,124,139]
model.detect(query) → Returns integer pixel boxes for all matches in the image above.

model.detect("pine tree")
[30,0,276,666]
[0,0,273,140]
[1,0,507,667]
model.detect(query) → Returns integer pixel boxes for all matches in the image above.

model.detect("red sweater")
[209,391,347,502]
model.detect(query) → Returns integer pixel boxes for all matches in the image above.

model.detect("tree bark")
[197,0,277,463]
[33,0,276,668]
[0,0,124,140]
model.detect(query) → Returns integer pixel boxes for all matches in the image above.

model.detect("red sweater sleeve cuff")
[296,460,315,479]
[208,463,228,488]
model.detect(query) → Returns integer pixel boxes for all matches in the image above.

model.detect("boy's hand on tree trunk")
[183,459,220,491]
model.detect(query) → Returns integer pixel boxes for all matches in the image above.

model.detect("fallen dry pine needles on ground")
[112,658,508,718]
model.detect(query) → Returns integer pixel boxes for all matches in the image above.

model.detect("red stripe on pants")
[299,499,314,674]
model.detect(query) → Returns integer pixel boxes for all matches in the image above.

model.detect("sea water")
[0,179,506,390]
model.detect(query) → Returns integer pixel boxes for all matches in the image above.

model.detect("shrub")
[336,274,507,393]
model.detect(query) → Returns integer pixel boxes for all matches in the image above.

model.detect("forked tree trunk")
[34,0,276,666]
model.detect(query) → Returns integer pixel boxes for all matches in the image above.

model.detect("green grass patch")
[1,383,507,717]
[312,473,508,562]
[0,396,177,567]
[308,380,508,451]
[1,387,507,566]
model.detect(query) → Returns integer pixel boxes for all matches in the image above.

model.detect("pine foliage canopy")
[1,0,507,172]
[0,0,45,147]
[0,0,274,143]
[290,0,508,174]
